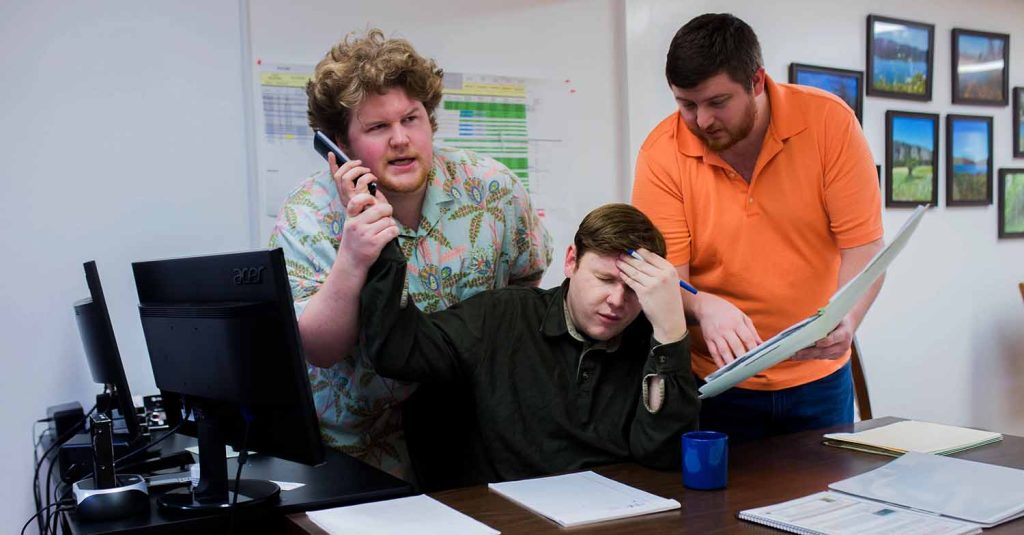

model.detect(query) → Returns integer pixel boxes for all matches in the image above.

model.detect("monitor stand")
[157,406,280,512]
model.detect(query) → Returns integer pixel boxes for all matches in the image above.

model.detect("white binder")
[699,205,927,399]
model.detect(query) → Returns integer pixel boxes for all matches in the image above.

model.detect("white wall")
[248,0,629,288]
[626,0,1024,432]
[0,0,250,525]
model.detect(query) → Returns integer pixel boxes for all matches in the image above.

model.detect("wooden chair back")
[850,337,872,420]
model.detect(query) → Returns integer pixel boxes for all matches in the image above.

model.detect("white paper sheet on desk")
[185,445,246,459]
[305,494,499,535]
[699,205,926,399]
[487,471,680,527]
[269,480,305,491]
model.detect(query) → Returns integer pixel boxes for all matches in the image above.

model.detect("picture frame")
[885,111,939,207]
[945,114,993,206]
[951,29,1009,106]
[998,168,1024,238]
[866,15,934,101]
[788,63,863,123]
[1014,87,1023,158]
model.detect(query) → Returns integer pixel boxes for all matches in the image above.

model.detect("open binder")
[699,205,927,399]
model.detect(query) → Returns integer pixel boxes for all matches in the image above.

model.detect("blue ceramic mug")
[682,431,728,490]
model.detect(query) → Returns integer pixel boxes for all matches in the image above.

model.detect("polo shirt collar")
[762,75,807,141]
[674,74,807,158]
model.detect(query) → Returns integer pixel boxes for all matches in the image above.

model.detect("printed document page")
[699,205,927,399]
[488,471,680,527]
[305,494,500,535]
[739,491,981,535]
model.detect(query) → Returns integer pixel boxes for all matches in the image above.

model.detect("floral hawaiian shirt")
[269,146,552,479]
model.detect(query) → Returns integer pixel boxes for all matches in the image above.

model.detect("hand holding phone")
[313,130,376,196]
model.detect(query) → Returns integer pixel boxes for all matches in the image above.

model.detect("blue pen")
[627,249,699,295]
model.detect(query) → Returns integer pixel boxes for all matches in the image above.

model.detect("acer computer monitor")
[132,248,323,511]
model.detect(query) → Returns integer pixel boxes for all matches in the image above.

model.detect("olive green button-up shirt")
[359,242,700,485]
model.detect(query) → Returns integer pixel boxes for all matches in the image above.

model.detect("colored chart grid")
[259,69,312,143]
[437,74,531,189]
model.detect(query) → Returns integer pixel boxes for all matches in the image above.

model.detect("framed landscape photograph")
[789,63,863,122]
[998,169,1024,238]
[1014,87,1023,158]
[952,29,1009,106]
[886,111,939,207]
[867,15,934,101]
[945,115,993,206]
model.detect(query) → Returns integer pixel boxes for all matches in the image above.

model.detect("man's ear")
[751,67,767,97]
[564,244,578,279]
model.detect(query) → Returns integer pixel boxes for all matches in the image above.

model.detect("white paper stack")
[487,471,680,527]
[305,494,500,535]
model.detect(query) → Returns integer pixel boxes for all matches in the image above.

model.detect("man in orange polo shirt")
[632,13,884,442]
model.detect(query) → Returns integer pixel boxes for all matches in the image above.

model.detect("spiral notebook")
[741,451,1024,534]
[739,491,981,535]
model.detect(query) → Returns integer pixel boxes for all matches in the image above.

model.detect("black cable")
[53,467,76,517]
[47,506,73,535]
[113,408,189,468]
[32,404,96,534]
[43,451,61,534]
[48,506,58,535]
[32,419,53,535]
[20,503,59,535]
[33,419,53,448]
[226,412,253,535]
[32,420,53,533]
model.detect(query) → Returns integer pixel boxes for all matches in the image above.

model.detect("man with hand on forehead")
[346,201,698,483]
[270,28,552,480]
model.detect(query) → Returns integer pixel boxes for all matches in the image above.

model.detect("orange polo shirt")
[631,76,882,390]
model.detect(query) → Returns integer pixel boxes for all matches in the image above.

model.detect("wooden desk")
[287,417,1024,533]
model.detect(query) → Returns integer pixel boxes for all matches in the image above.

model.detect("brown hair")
[306,28,444,147]
[573,204,667,261]
[665,13,763,90]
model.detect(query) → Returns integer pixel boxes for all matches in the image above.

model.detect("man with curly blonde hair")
[270,29,552,482]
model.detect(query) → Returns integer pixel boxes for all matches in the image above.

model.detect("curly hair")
[573,204,667,261]
[306,28,444,147]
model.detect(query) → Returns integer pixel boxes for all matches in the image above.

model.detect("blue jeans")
[697,362,853,444]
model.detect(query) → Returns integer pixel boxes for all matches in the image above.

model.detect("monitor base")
[156,479,280,512]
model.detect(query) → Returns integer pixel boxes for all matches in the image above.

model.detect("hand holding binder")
[699,205,928,399]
